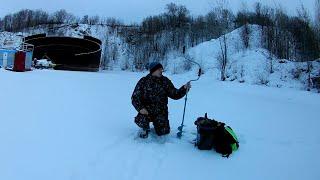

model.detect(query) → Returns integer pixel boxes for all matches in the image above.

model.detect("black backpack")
[194,113,239,158]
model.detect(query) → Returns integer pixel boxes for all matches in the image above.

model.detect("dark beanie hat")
[149,62,163,74]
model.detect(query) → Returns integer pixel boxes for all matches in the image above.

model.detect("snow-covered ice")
[0,69,319,180]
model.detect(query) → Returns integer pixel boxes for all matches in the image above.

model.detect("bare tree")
[0,18,3,31]
[81,15,89,24]
[261,48,275,74]
[316,0,320,58]
[241,22,251,49]
[214,0,229,11]
[296,3,317,89]
[104,17,123,30]
[238,2,251,49]
[52,9,68,24]
[33,10,49,25]
[218,34,228,81]
[213,0,230,81]
[89,15,100,25]
[307,61,313,90]
[316,0,320,27]
[65,13,77,24]
[297,3,311,23]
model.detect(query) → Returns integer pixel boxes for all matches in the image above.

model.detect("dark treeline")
[0,2,319,70]
[0,9,75,32]
[0,9,123,32]
[121,2,319,70]
[235,3,319,61]
[120,3,235,70]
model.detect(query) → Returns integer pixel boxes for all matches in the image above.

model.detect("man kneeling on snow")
[131,62,191,138]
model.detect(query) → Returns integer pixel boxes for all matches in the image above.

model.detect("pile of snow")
[183,25,320,91]
[187,25,262,71]
[0,31,22,48]
[228,49,320,89]
[35,59,54,68]
[0,69,319,180]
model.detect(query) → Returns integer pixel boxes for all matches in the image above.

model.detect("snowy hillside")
[184,25,320,91]
[1,24,319,91]
[0,31,23,48]
[0,69,319,180]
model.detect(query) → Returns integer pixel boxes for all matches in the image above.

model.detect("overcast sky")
[0,0,316,23]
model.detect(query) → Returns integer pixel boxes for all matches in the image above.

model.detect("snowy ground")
[0,69,319,180]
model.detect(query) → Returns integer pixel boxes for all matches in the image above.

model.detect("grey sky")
[0,0,316,23]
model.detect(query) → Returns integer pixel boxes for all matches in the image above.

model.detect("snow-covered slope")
[1,24,319,91]
[0,31,23,48]
[0,69,319,180]
[185,25,320,91]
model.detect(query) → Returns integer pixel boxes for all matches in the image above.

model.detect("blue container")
[0,49,33,70]
[0,49,16,68]
[25,51,33,70]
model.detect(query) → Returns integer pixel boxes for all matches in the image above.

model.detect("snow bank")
[0,69,319,180]
[186,25,320,91]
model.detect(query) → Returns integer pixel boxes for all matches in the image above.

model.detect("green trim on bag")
[231,143,238,151]
[225,126,239,151]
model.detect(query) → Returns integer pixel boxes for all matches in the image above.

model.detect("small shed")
[0,48,33,71]
[14,51,26,72]
[0,49,16,68]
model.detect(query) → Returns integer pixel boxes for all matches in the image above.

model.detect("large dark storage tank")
[24,34,102,71]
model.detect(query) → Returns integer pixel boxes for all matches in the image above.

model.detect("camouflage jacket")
[131,74,187,117]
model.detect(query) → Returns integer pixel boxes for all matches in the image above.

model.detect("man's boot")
[139,128,150,139]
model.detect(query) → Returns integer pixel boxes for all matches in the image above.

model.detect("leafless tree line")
[1,1,319,81]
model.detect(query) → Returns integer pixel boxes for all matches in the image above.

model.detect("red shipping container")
[14,51,26,72]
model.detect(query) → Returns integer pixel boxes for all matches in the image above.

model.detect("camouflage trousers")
[134,113,170,136]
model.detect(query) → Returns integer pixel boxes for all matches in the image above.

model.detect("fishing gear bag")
[194,113,239,158]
